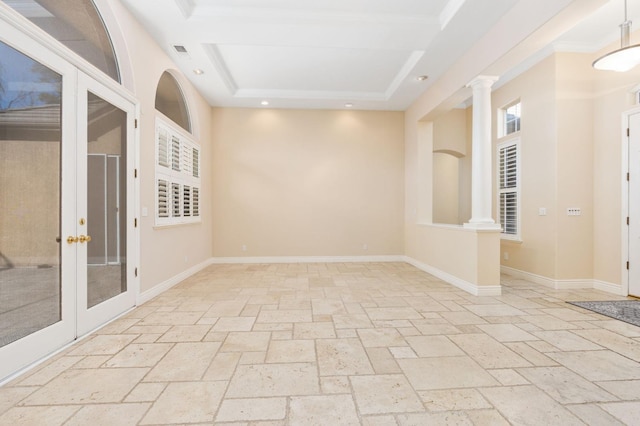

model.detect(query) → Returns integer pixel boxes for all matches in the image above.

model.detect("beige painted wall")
[432,153,459,225]
[493,54,558,279]
[412,225,500,289]
[103,1,640,295]
[432,108,468,225]
[591,39,640,286]
[555,53,595,280]
[433,108,467,155]
[492,46,640,286]
[405,107,500,290]
[107,0,214,293]
[210,108,405,257]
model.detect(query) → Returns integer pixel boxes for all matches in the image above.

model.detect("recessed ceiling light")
[193,68,204,75]
[261,100,269,106]
[417,75,428,81]
[345,103,353,108]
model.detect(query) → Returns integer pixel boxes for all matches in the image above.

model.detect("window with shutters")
[155,118,201,226]
[497,139,520,239]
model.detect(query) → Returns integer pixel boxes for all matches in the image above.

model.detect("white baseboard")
[501,266,623,295]
[404,256,502,296]
[209,255,405,264]
[555,279,595,290]
[501,266,556,288]
[137,257,216,305]
[593,280,625,296]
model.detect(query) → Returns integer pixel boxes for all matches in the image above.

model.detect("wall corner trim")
[404,256,502,296]
[137,257,216,305]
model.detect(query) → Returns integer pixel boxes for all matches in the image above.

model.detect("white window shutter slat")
[171,136,181,171]
[172,182,181,217]
[192,148,199,178]
[193,187,199,216]
[157,179,169,218]
[183,185,191,217]
[158,128,169,167]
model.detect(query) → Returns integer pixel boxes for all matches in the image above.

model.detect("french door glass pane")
[86,92,126,308]
[5,0,120,82]
[0,40,62,347]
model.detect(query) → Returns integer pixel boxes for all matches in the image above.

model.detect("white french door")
[75,74,136,336]
[629,111,640,297]
[0,22,136,381]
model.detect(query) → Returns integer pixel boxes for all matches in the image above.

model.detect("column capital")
[466,75,499,89]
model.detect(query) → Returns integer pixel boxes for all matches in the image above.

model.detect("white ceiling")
[119,0,640,111]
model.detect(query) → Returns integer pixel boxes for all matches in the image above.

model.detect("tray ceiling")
[119,0,637,110]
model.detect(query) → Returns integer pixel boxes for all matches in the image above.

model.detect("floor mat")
[568,300,640,328]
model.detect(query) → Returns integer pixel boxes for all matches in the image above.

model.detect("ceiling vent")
[173,45,188,54]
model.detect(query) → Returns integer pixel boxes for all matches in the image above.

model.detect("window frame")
[155,117,201,227]
[499,100,521,138]
[497,138,521,241]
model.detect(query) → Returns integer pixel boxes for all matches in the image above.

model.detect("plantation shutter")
[192,147,199,178]
[183,185,191,217]
[171,135,180,171]
[155,119,201,225]
[171,183,181,217]
[181,142,193,176]
[157,179,169,218]
[157,128,169,167]
[499,142,518,236]
[193,187,200,216]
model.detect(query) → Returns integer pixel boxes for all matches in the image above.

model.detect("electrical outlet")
[363,243,368,251]
[241,245,247,251]
[503,252,509,261]
[538,207,547,216]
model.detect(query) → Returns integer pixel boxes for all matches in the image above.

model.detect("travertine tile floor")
[2,262,640,425]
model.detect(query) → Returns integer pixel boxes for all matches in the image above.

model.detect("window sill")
[153,220,202,229]
[501,236,523,244]
[497,131,521,142]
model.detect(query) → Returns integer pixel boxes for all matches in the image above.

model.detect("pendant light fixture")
[593,0,640,72]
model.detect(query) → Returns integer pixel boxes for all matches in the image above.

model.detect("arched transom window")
[5,0,120,82]
[155,71,191,133]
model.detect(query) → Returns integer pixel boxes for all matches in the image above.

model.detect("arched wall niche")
[431,107,472,225]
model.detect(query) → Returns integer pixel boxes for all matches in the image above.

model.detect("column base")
[463,221,502,231]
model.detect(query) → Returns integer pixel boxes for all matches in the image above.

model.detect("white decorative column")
[465,75,501,230]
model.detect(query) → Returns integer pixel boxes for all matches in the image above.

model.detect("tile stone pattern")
[2,262,640,425]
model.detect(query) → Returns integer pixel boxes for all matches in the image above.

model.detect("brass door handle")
[78,235,92,243]
[67,236,79,244]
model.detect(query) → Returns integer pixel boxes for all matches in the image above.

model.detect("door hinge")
[134,168,138,178]
[628,217,630,225]
[135,119,138,129]
[134,218,138,227]
[628,172,631,181]
[627,261,630,270]
[135,267,138,277]
[628,128,630,137]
